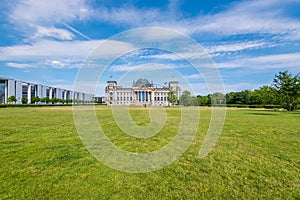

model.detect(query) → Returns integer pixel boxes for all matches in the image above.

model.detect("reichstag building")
[105,78,181,106]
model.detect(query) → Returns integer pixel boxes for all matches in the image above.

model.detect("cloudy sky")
[0,0,300,95]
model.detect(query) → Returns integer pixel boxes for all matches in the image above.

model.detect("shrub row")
[208,104,282,109]
[227,104,281,109]
[0,104,73,108]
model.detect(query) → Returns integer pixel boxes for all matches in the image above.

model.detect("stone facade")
[105,78,180,106]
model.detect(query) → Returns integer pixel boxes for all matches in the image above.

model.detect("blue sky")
[0,0,300,95]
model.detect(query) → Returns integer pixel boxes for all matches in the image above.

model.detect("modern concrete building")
[92,96,106,104]
[0,77,94,104]
[105,78,181,106]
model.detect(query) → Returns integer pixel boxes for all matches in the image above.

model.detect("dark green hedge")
[0,104,73,108]
[208,104,282,109]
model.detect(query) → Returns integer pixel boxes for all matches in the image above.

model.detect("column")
[49,88,53,99]
[152,91,155,103]
[64,90,67,100]
[7,79,15,99]
[56,88,61,100]
[43,86,47,98]
[69,91,73,103]
[138,91,141,102]
[4,80,8,104]
[27,84,31,104]
[16,81,22,104]
[37,84,42,98]
[136,91,138,102]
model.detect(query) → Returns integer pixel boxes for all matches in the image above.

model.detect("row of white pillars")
[135,91,152,103]
[2,78,93,104]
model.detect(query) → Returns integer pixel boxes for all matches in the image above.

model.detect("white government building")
[105,78,181,106]
[0,77,93,104]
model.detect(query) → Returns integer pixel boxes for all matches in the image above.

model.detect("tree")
[179,90,193,106]
[252,86,279,105]
[65,98,72,104]
[31,96,40,104]
[273,70,300,111]
[209,93,226,105]
[50,98,61,104]
[7,96,17,104]
[21,97,28,104]
[196,95,209,106]
[167,91,178,105]
[40,97,50,104]
[226,90,253,105]
[225,92,236,104]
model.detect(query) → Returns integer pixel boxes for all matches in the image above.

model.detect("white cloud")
[0,39,136,69]
[91,0,300,42]
[149,51,209,61]
[96,6,161,27]
[50,60,65,68]
[6,62,31,69]
[7,0,300,43]
[206,41,268,53]
[189,82,265,95]
[215,52,300,70]
[109,63,168,72]
[127,28,183,41]
[8,0,92,41]
[9,0,91,25]
[177,0,300,39]
[184,74,202,79]
[0,39,98,61]
[33,26,74,40]
[87,40,135,60]
[223,82,264,93]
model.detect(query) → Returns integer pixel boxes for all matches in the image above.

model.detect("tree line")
[169,70,300,111]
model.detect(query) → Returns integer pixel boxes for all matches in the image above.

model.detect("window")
[31,85,36,98]
[46,88,50,98]
[0,80,5,104]
[22,84,28,98]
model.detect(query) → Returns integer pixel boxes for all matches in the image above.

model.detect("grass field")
[0,106,299,199]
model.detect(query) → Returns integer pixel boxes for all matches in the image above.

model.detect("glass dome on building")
[134,78,151,87]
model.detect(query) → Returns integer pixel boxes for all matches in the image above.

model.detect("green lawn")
[0,106,299,199]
